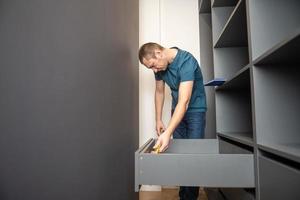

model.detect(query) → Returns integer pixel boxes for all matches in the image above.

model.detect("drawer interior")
[142,139,219,154]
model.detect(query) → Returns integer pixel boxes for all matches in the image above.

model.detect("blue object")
[204,78,226,86]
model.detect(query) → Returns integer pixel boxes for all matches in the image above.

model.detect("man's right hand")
[156,121,166,136]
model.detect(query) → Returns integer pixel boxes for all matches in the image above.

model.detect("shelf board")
[212,0,239,7]
[199,0,211,14]
[214,0,248,48]
[216,64,250,91]
[218,132,254,147]
[258,143,300,164]
[253,28,300,65]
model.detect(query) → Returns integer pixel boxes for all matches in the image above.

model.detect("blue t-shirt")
[155,47,207,113]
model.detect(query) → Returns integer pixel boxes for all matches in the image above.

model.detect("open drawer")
[135,138,255,192]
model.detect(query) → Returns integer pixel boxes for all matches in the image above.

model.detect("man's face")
[142,50,168,73]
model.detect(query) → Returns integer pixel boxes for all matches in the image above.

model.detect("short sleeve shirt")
[155,47,207,113]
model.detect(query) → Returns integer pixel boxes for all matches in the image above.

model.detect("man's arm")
[155,80,165,134]
[154,81,194,151]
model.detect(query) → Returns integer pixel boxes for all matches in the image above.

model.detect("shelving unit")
[253,65,300,165]
[199,0,216,139]
[216,64,250,91]
[213,47,249,80]
[253,29,300,65]
[211,6,235,45]
[218,132,253,147]
[212,0,249,82]
[249,0,300,197]
[248,0,300,61]
[215,68,252,135]
[214,0,247,48]
[199,0,300,199]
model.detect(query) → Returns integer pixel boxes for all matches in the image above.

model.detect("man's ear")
[154,50,162,58]
[142,57,146,64]
[142,57,148,66]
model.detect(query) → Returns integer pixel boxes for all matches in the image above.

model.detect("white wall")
[160,0,200,63]
[139,0,161,148]
[139,0,200,146]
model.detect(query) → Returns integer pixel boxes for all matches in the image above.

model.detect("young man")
[139,42,207,200]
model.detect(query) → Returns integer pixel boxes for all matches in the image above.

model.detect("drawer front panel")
[135,139,255,191]
[259,155,300,200]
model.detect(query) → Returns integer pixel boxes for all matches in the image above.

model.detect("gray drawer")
[259,155,300,200]
[135,139,255,192]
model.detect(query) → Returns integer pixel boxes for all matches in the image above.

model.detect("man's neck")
[164,48,178,64]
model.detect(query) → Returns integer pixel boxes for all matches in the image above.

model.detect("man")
[139,42,207,200]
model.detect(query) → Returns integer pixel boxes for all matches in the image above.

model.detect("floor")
[139,188,208,200]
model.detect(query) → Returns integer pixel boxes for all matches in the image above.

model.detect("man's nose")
[152,68,157,73]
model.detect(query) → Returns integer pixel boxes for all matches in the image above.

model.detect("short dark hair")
[138,42,164,64]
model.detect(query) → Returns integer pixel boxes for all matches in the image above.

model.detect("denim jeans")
[172,111,206,200]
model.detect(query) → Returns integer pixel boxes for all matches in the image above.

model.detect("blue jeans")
[172,111,206,200]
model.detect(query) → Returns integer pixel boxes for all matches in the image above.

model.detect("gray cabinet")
[199,0,300,199]
[135,139,254,192]
[259,154,300,200]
